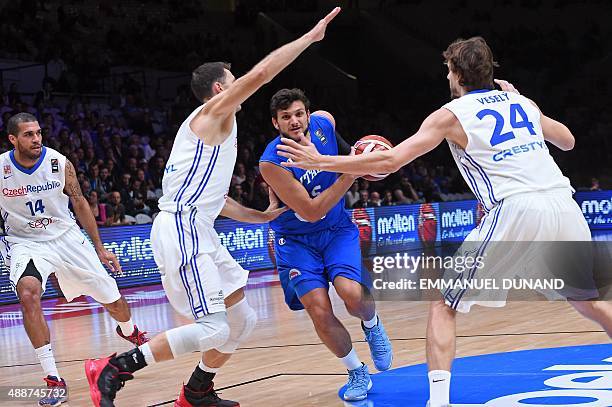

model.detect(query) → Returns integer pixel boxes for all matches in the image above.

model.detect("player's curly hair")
[269,88,311,118]
[443,37,499,91]
[191,62,231,102]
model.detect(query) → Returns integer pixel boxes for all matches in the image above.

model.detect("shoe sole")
[85,359,103,407]
[343,379,373,401]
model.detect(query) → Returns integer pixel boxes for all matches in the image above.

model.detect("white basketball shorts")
[151,210,249,319]
[443,188,592,313]
[4,226,121,303]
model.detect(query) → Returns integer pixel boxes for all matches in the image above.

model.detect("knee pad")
[216,298,257,353]
[166,312,230,357]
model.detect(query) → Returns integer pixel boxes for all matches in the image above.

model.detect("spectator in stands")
[148,156,165,189]
[98,166,114,200]
[352,190,371,208]
[590,177,602,191]
[107,191,129,226]
[87,190,108,226]
[370,191,382,207]
[230,184,245,205]
[393,188,413,204]
[232,162,247,185]
[382,190,395,206]
[250,181,271,211]
[399,176,420,201]
[345,180,359,208]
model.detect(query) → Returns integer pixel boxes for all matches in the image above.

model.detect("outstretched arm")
[260,162,357,223]
[64,160,122,273]
[495,79,575,151]
[203,7,341,119]
[276,109,452,175]
[219,189,287,224]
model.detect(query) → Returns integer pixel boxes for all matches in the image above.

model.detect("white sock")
[199,360,219,373]
[363,313,378,329]
[138,343,156,365]
[35,344,60,379]
[340,347,362,371]
[118,319,135,336]
[428,370,451,407]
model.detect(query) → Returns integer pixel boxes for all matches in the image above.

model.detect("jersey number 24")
[477,103,536,147]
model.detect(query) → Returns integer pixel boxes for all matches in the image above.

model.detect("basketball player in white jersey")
[276,36,612,407]
[0,113,149,407]
[85,7,341,407]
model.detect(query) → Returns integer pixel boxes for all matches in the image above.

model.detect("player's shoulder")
[42,146,65,159]
[311,110,335,128]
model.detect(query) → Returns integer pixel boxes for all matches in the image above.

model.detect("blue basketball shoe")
[343,363,372,401]
[362,317,393,371]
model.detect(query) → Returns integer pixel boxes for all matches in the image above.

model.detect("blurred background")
[0,0,610,224]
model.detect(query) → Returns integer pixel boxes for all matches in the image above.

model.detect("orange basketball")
[353,135,393,181]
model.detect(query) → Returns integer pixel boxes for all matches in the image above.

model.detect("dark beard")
[19,147,42,161]
[280,125,310,140]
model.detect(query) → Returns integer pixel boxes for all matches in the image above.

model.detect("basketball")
[353,135,393,181]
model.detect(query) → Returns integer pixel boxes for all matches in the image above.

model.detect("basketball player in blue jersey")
[85,8,342,407]
[0,113,149,407]
[259,88,393,401]
[276,37,612,407]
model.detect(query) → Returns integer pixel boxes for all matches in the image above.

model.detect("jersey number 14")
[25,199,46,216]
[477,103,536,147]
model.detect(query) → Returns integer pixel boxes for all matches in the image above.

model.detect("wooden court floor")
[0,283,609,406]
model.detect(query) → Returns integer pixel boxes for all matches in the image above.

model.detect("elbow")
[297,205,321,223]
[563,136,575,151]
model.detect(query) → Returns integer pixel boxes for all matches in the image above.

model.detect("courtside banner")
[575,190,612,230]
[0,190,610,305]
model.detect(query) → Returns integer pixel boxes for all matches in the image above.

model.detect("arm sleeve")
[336,130,352,156]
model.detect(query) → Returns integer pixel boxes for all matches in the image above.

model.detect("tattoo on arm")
[64,160,84,200]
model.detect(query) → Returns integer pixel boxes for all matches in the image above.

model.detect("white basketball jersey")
[0,147,76,242]
[443,89,571,212]
[157,105,237,221]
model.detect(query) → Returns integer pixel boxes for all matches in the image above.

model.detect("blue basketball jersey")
[259,114,352,234]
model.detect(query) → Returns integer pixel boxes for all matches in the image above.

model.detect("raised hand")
[305,7,341,43]
[494,79,520,94]
[277,134,322,170]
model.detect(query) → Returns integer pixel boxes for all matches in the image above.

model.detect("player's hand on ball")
[494,79,520,94]
[277,134,322,170]
[97,248,123,275]
[263,187,288,222]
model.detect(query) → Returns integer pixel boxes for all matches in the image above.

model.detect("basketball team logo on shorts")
[289,269,301,279]
[278,237,285,246]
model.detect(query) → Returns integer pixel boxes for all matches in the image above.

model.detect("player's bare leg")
[302,287,353,356]
[334,276,393,372]
[17,274,68,406]
[334,276,375,321]
[17,276,49,348]
[569,300,612,337]
[426,299,456,407]
[300,287,371,400]
[103,295,149,346]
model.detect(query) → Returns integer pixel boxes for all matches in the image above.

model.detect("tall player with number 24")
[276,37,612,407]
